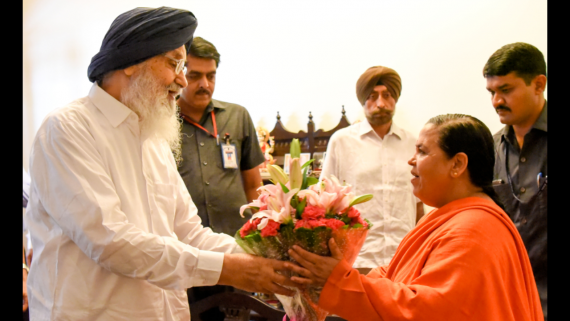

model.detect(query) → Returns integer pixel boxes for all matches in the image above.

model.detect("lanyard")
[181,111,219,145]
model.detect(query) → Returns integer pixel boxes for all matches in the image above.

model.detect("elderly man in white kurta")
[321,66,424,274]
[25,7,298,321]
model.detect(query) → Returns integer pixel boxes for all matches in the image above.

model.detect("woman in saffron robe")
[286,114,543,321]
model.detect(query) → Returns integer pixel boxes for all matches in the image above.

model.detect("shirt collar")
[533,100,547,132]
[88,83,134,128]
[209,99,228,111]
[358,120,403,140]
[195,99,227,124]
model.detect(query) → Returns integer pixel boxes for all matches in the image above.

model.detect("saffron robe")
[319,197,543,321]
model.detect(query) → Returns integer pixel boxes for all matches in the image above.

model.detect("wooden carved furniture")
[269,106,351,168]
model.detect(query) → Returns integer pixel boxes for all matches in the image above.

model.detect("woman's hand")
[23,267,28,311]
[287,238,343,287]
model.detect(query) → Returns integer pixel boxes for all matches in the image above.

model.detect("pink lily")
[240,198,265,218]
[251,206,291,229]
[296,189,320,206]
[331,191,355,214]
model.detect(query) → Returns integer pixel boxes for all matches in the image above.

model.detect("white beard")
[121,64,183,163]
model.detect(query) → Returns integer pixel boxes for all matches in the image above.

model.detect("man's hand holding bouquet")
[235,139,373,321]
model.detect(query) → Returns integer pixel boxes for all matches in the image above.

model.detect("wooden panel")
[269,112,311,166]
[268,107,350,168]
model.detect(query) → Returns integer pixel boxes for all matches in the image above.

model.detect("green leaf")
[301,166,309,190]
[313,226,329,233]
[364,218,373,228]
[342,225,349,229]
[244,231,262,242]
[279,182,290,193]
[296,197,307,220]
[348,194,374,207]
[301,159,315,169]
[290,195,299,208]
[352,223,363,228]
[305,177,319,187]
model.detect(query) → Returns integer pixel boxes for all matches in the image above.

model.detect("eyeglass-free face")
[178,55,217,110]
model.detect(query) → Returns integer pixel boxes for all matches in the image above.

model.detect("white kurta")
[25,84,240,321]
[321,120,419,268]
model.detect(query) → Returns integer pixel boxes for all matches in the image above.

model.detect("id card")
[221,143,238,169]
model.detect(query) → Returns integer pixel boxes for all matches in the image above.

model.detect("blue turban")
[87,6,197,82]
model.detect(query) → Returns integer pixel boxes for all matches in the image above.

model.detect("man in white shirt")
[321,65,424,274]
[25,7,298,321]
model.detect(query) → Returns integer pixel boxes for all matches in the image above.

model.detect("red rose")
[260,219,281,237]
[347,207,360,218]
[294,219,309,230]
[240,218,261,238]
[322,218,345,230]
[294,219,326,230]
[302,205,326,220]
[351,216,368,228]
[309,220,327,229]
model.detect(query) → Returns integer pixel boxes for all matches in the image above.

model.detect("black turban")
[356,66,402,105]
[87,6,197,83]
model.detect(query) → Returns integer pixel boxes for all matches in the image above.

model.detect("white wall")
[22,0,547,171]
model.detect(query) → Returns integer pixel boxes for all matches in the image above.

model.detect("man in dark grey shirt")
[484,42,547,320]
[177,37,264,236]
[176,37,265,320]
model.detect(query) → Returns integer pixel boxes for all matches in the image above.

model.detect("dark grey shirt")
[494,102,547,203]
[178,99,265,236]
[493,101,547,317]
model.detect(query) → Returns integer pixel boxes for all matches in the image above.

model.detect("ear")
[533,74,547,94]
[450,152,468,178]
[123,64,139,77]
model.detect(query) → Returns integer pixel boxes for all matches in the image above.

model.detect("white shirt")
[25,84,240,321]
[23,168,33,251]
[321,120,419,268]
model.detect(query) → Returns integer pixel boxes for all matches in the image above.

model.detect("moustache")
[495,105,511,113]
[371,108,393,116]
[195,88,211,96]
[167,84,182,95]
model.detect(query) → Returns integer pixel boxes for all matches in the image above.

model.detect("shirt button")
[520,187,526,193]
[200,142,204,147]
[203,161,207,166]
[205,182,210,185]
[520,157,526,163]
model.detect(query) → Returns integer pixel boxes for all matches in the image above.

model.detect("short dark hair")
[189,37,221,67]
[427,114,505,211]
[483,42,546,85]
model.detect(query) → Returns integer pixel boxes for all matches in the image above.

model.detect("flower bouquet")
[235,139,373,321]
